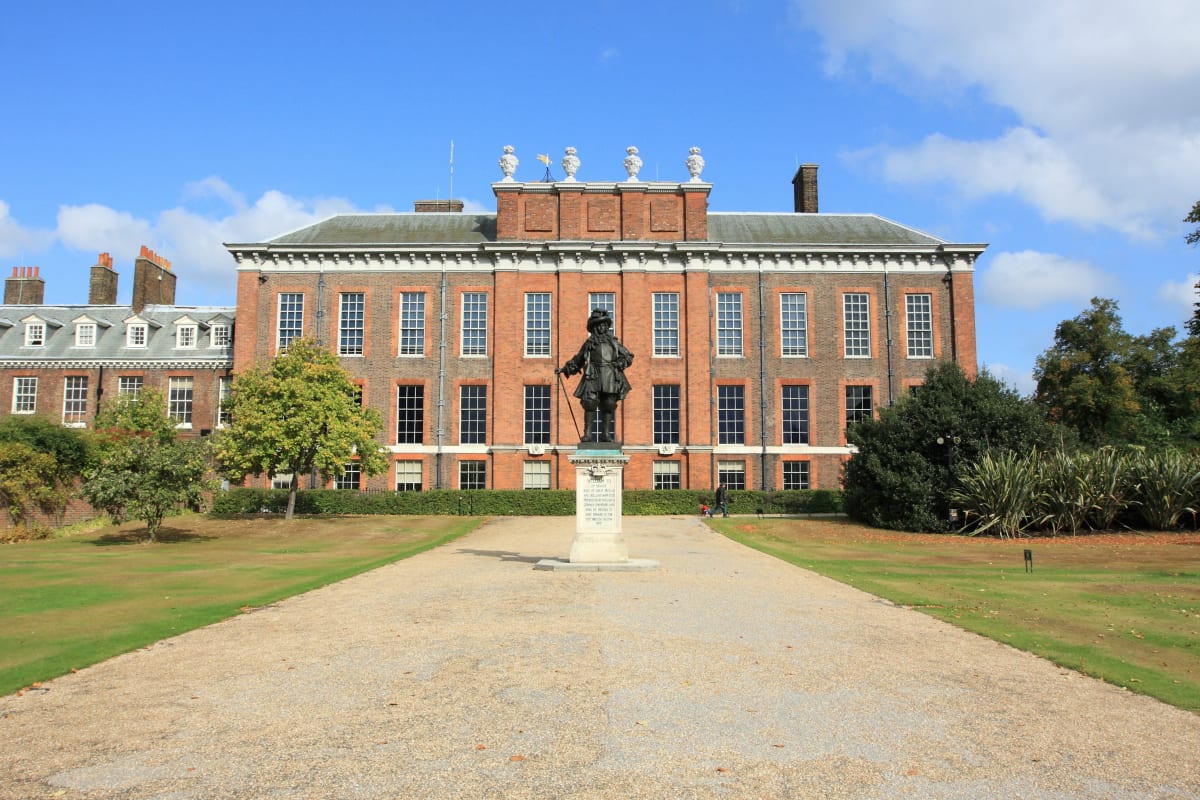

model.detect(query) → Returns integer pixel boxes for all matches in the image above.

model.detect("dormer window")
[210,323,231,348]
[75,322,97,347]
[127,323,148,347]
[24,321,45,347]
[177,323,197,349]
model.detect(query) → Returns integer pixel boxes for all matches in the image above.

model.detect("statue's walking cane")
[556,368,582,441]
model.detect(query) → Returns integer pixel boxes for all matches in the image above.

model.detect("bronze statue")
[557,309,634,442]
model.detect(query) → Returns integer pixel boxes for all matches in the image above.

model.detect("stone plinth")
[535,447,658,572]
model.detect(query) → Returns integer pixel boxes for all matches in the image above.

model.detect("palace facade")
[225,147,983,492]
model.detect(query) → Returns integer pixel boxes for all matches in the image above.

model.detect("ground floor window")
[718,460,746,491]
[523,461,551,490]
[782,461,810,490]
[396,461,422,492]
[271,473,294,490]
[335,462,361,490]
[652,461,681,490]
[459,460,486,489]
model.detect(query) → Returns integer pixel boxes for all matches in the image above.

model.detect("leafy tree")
[0,442,66,533]
[0,413,91,481]
[82,387,215,542]
[81,437,214,542]
[0,416,90,532]
[1034,298,1200,447]
[842,361,1059,532]
[213,338,387,519]
[1033,298,1144,446]
[92,387,179,451]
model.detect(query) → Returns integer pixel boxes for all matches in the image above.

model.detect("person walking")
[715,482,729,517]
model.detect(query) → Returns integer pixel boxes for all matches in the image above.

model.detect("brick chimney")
[792,163,819,213]
[89,252,118,304]
[413,199,464,213]
[4,266,45,304]
[131,246,176,312]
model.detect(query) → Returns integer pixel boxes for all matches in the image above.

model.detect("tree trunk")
[286,473,298,520]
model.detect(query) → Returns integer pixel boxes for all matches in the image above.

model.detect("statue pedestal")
[536,447,658,572]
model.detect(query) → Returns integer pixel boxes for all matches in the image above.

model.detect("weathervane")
[537,152,556,182]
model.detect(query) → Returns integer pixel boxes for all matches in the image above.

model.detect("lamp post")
[937,432,960,524]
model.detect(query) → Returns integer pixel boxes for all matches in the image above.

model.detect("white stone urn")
[686,146,705,182]
[561,147,580,181]
[623,146,642,182]
[498,145,518,182]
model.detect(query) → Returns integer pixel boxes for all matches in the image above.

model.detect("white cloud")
[796,0,1200,238]
[979,250,1115,310]
[0,200,56,258]
[53,182,370,298]
[56,204,155,257]
[981,362,1036,397]
[1156,272,1199,323]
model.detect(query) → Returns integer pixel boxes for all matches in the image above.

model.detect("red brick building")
[227,147,984,492]
[0,249,234,438]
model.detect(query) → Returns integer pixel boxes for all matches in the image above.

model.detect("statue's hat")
[586,308,613,332]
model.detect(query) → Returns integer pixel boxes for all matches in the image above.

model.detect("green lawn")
[0,514,482,697]
[711,516,1200,712]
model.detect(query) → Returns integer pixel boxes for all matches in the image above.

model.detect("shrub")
[211,488,844,517]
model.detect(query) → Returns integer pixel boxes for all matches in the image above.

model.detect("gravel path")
[2,516,1198,799]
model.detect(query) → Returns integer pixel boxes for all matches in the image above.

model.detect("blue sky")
[2,1,1198,394]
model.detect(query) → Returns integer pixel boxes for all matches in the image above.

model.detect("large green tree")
[214,338,387,519]
[1033,298,1144,446]
[843,361,1059,532]
[83,388,215,541]
[1034,298,1200,447]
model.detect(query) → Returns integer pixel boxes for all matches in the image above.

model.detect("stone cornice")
[0,358,232,370]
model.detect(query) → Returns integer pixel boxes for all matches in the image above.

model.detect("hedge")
[211,488,843,517]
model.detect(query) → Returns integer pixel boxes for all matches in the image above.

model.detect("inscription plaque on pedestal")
[535,448,658,572]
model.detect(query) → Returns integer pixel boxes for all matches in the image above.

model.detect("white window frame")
[24,321,45,347]
[335,462,362,490]
[75,322,97,348]
[461,292,488,357]
[780,293,808,357]
[843,293,871,358]
[716,292,743,357]
[524,292,552,357]
[176,323,198,349]
[653,292,680,357]
[277,293,304,351]
[127,323,148,348]
[210,323,231,348]
[652,460,681,490]
[12,377,37,413]
[168,376,194,428]
[458,460,486,490]
[398,292,426,356]
[338,292,365,356]
[62,376,89,426]
[588,292,616,323]
[906,293,934,359]
[118,376,143,399]
[218,376,232,427]
[395,461,422,492]
[523,461,551,490]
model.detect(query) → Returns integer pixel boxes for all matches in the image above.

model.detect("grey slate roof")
[270,213,496,245]
[0,304,235,368]
[261,211,946,248]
